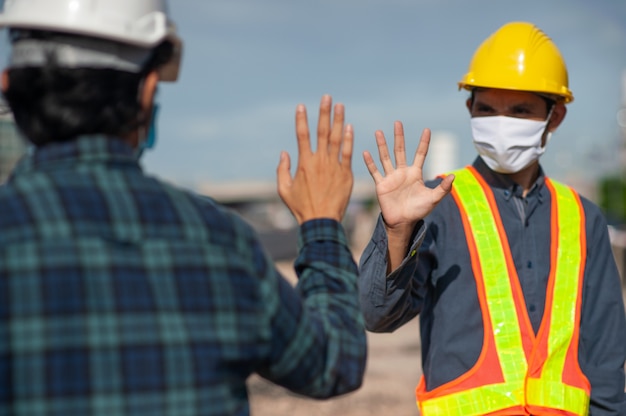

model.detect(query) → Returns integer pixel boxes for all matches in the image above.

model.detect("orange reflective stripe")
[417,168,589,416]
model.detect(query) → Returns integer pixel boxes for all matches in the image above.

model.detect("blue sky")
[3,0,626,189]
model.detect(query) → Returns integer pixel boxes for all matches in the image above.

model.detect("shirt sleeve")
[358,214,427,332]
[578,209,626,415]
[256,218,367,399]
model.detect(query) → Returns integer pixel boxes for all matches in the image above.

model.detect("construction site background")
[1,111,625,416]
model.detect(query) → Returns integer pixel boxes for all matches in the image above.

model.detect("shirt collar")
[11,135,140,177]
[471,156,546,202]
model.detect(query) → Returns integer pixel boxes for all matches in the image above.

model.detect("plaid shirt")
[0,136,366,416]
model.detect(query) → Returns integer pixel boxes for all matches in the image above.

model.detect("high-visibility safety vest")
[416,166,590,416]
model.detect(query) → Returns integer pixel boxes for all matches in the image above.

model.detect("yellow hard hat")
[458,22,573,103]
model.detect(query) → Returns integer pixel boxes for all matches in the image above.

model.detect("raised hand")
[363,122,454,269]
[277,95,354,224]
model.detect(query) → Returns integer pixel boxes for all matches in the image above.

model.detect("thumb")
[432,174,454,204]
[276,151,293,198]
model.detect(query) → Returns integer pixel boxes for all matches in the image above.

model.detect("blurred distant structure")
[0,106,27,183]
[604,69,626,284]
[198,180,376,261]
[198,131,458,263]
[198,131,461,263]
[425,131,459,180]
[619,70,626,173]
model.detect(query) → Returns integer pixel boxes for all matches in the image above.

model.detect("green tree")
[599,176,626,225]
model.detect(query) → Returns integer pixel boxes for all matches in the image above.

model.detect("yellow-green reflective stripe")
[527,378,588,414]
[421,169,528,414]
[527,180,588,414]
[543,181,581,379]
[451,169,527,382]
[420,380,525,416]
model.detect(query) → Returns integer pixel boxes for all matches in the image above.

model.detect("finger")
[329,102,345,156]
[393,121,407,167]
[276,151,293,199]
[316,94,332,153]
[440,173,455,192]
[431,173,455,204]
[375,130,395,175]
[363,150,383,185]
[341,123,354,169]
[295,104,312,158]
[412,128,431,169]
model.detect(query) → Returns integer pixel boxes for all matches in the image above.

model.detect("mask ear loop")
[134,77,159,158]
[542,104,556,148]
[144,102,159,149]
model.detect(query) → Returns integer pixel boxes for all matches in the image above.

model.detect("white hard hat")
[0,0,182,81]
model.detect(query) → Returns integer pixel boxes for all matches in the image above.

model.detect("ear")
[465,97,472,114]
[547,103,567,132]
[140,70,159,113]
[1,70,9,93]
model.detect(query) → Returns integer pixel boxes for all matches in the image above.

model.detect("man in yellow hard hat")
[358,22,626,415]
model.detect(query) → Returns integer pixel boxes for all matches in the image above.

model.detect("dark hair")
[2,32,173,146]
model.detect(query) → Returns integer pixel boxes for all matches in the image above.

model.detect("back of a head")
[458,21,573,104]
[0,0,183,145]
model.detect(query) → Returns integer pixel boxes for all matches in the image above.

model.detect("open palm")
[363,122,454,231]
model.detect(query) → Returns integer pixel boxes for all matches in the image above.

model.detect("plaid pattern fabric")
[0,136,366,416]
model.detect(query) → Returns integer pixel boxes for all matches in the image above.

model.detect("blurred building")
[0,107,27,183]
[197,179,376,261]
[620,70,626,172]
[609,69,626,285]
[425,131,459,180]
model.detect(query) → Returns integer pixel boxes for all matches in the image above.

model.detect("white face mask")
[471,114,552,174]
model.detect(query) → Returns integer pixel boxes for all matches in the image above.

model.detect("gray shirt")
[358,157,626,415]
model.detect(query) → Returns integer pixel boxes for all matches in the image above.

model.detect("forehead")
[472,88,546,107]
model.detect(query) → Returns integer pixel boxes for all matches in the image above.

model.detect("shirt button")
[529,305,536,312]
[527,261,532,269]
[504,190,510,197]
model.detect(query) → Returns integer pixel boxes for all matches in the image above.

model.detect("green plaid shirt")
[0,136,366,415]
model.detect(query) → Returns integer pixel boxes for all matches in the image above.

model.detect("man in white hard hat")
[0,1,368,415]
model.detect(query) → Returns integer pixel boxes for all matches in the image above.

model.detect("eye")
[510,105,543,119]
[511,108,531,117]
[473,104,495,115]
